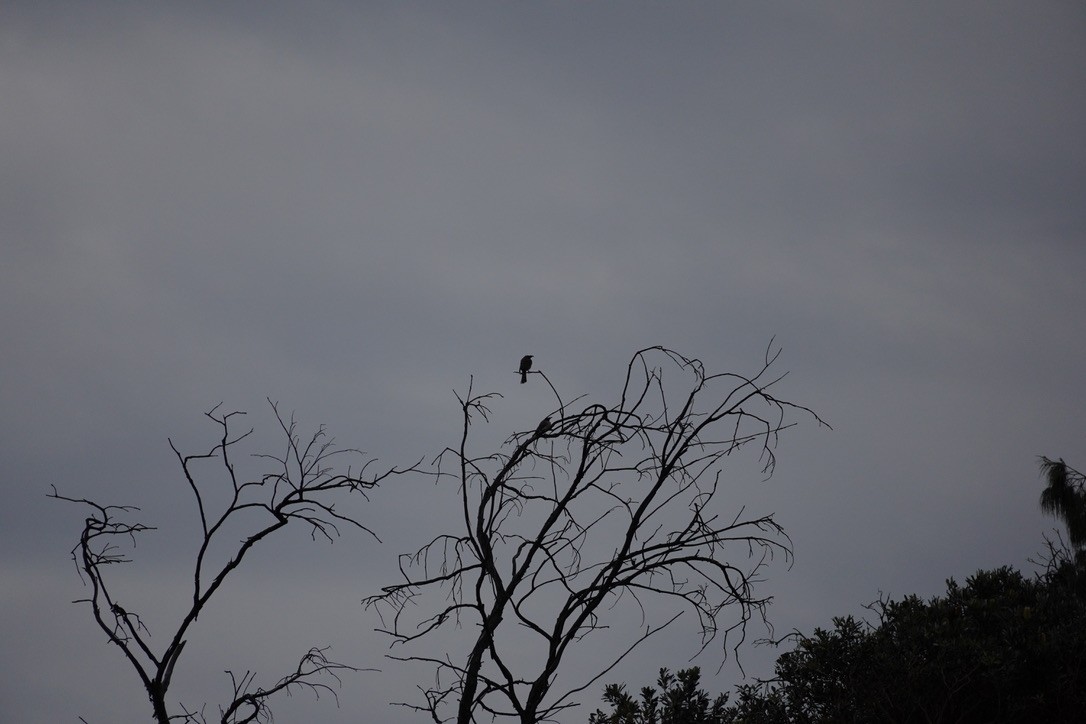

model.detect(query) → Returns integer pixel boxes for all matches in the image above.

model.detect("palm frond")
[1038,456,1086,549]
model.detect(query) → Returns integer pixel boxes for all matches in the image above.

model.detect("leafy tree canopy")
[588,667,730,724]
[593,555,1086,723]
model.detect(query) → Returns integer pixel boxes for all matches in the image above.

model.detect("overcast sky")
[2,2,1084,722]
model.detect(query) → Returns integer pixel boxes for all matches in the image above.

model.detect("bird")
[519,355,533,384]
[534,415,552,437]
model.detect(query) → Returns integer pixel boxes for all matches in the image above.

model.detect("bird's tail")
[521,371,528,384]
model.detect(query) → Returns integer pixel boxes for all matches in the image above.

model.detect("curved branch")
[370,346,825,723]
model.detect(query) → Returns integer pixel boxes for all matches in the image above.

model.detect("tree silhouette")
[1038,456,1086,551]
[588,667,730,724]
[365,345,825,723]
[51,401,415,724]
[712,560,1086,723]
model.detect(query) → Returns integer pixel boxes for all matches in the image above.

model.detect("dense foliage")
[592,556,1086,723]
[588,668,729,724]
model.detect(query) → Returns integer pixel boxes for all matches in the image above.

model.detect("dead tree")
[364,345,827,723]
[51,401,414,724]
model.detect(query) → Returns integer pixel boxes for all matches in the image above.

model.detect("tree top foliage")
[593,553,1086,723]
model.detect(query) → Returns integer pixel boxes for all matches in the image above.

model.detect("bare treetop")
[366,344,827,724]
[52,400,417,724]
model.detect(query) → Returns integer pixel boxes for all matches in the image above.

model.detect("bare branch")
[366,345,825,723]
[218,647,371,724]
[52,402,417,723]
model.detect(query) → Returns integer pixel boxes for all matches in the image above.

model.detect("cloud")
[3,3,1084,721]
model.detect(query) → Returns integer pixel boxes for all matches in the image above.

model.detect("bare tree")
[365,345,827,723]
[51,401,414,724]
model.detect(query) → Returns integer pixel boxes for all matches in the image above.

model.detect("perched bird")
[534,415,553,437]
[519,355,534,384]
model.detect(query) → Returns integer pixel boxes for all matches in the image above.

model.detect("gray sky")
[2,2,1084,721]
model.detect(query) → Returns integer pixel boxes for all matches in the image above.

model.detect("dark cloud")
[3,3,1084,721]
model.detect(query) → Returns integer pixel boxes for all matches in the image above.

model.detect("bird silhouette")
[534,415,552,436]
[519,355,533,384]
